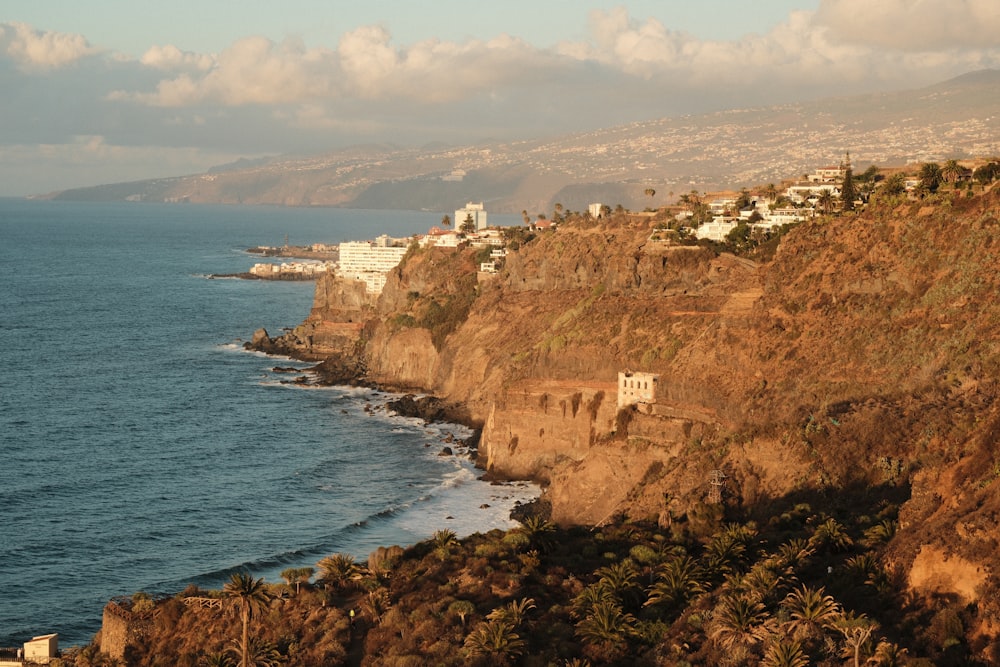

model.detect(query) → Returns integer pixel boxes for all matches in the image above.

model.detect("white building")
[618,371,659,408]
[695,218,739,242]
[588,203,605,218]
[455,202,488,232]
[337,234,410,294]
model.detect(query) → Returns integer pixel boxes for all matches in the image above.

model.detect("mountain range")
[47,69,1000,214]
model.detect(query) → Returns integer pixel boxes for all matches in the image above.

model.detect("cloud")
[0,22,99,69]
[140,44,213,72]
[814,0,1000,51]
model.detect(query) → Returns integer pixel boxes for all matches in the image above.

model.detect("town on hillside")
[243,158,1000,291]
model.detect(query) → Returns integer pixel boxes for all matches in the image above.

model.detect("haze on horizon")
[2,0,999,197]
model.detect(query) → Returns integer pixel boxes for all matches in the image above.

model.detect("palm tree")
[879,172,907,197]
[871,639,908,666]
[781,585,841,643]
[809,517,853,552]
[919,162,942,192]
[487,597,536,628]
[200,651,235,667]
[441,214,451,228]
[941,159,966,185]
[516,515,555,552]
[316,553,363,592]
[464,619,526,666]
[645,554,705,611]
[816,189,835,213]
[594,560,641,606]
[363,588,392,625]
[223,571,272,667]
[708,595,771,656]
[432,528,459,560]
[574,600,636,661]
[571,584,617,620]
[761,638,809,667]
[227,637,281,667]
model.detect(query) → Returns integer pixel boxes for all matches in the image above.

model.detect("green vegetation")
[100,481,986,666]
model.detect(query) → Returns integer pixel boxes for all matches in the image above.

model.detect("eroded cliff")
[255,192,1000,629]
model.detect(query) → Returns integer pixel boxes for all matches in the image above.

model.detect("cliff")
[253,189,1000,628]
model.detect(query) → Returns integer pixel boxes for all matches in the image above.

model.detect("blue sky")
[1,0,998,195]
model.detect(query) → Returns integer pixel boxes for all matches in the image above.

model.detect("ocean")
[0,200,536,647]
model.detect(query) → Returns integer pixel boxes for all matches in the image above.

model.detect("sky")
[2,0,999,196]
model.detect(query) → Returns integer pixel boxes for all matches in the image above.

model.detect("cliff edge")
[252,190,1000,630]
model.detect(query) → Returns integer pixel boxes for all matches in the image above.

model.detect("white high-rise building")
[455,202,488,232]
[337,234,409,294]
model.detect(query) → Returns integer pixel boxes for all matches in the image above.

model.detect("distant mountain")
[49,70,1000,214]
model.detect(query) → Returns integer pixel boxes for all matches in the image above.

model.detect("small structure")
[588,202,604,218]
[708,469,727,504]
[618,371,659,409]
[24,634,58,665]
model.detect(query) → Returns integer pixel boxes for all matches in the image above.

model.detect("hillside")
[46,70,1000,214]
[242,183,1000,660]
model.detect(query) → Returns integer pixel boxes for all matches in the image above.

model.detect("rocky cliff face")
[256,193,1000,627]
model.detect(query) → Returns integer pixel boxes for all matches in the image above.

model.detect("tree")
[450,599,477,627]
[441,214,451,228]
[879,172,907,197]
[941,159,966,185]
[761,638,810,667]
[809,517,853,552]
[317,553,363,592]
[645,554,705,611]
[487,597,536,628]
[575,600,636,662]
[816,190,835,213]
[461,213,476,233]
[464,619,525,666]
[709,595,771,656]
[516,515,555,552]
[227,637,281,667]
[918,162,942,193]
[223,571,272,667]
[280,566,314,594]
[831,612,878,667]
[433,528,459,560]
[781,585,841,644]
[200,651,235,667]
[840,153,857,211]
[644,188,656,198]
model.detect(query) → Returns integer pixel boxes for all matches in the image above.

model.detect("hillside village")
[273,157,999,296]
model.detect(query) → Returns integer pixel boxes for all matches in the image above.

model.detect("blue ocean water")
[0,200,535,647]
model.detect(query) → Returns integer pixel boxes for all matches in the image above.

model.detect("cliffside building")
[337,234,410,294]
[618,371,659,408]
[455,202,488,232]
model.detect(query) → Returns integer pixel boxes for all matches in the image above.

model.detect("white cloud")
[140,44,213,72]
[0,22,99,69]
[814,0,1000,51]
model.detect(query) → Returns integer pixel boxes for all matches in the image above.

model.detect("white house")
[588,203,605,218]
[618,371,659,408]
[809,165,846,183]
[695,218,739,242]
[455,202,488,232]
